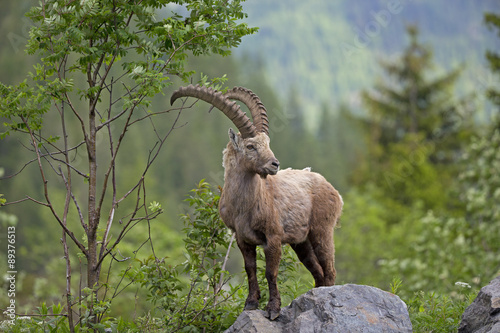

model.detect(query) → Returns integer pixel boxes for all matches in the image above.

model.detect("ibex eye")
[246,145,256,151]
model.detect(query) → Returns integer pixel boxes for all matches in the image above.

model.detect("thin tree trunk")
[87,86,99,323]
[63,231,75,333]
[60,69,76,331]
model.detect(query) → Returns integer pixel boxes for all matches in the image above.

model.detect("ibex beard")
[171,85,343,321]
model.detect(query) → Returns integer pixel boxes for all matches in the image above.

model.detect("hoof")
[264,309,280,321]
[244,301,259,311]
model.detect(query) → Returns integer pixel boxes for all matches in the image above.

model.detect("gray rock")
[459,275,500,333]
[225,284,412,333]
[224,310,283,333]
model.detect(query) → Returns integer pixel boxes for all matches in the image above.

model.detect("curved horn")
[170,84,257,138]
[224,87,269,136]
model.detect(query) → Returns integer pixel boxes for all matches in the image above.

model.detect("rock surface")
[459,275,500,333]
[225,284,412,333]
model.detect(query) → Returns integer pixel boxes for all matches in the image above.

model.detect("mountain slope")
[238,0,500,123]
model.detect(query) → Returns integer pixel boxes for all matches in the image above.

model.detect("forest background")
[0,0,499,331]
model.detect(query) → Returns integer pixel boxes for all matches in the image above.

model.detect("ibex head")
[227,129,280,177]
[170,84,280,177]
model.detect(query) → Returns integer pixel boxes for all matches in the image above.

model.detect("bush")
[123,180,242,332]
[405,283,477,332]
[381,129,500,297]
[2,180,310,332]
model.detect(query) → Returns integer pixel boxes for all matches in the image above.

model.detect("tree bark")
[87,90,99,323]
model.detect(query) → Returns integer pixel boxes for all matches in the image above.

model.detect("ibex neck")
[224,168,263,195]
[223,150,261,197]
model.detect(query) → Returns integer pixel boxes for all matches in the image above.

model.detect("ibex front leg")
[238,240,260,311]
[264,237,282,320]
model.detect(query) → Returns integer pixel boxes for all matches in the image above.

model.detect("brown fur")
[219,130,343,320]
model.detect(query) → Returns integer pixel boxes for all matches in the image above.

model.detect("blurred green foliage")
[1,1,499,332]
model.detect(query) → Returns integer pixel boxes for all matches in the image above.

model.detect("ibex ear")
[228,128,241,151]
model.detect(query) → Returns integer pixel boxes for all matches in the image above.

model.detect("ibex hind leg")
[291,240,325,287]
[309,228,336,286]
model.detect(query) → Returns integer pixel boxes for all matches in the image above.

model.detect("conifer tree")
[354,25,476,222]
[362,25,474,163]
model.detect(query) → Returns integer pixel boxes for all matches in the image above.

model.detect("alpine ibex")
[171,84,343,320]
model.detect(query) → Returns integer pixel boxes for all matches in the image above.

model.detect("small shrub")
[396,279,477,333]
